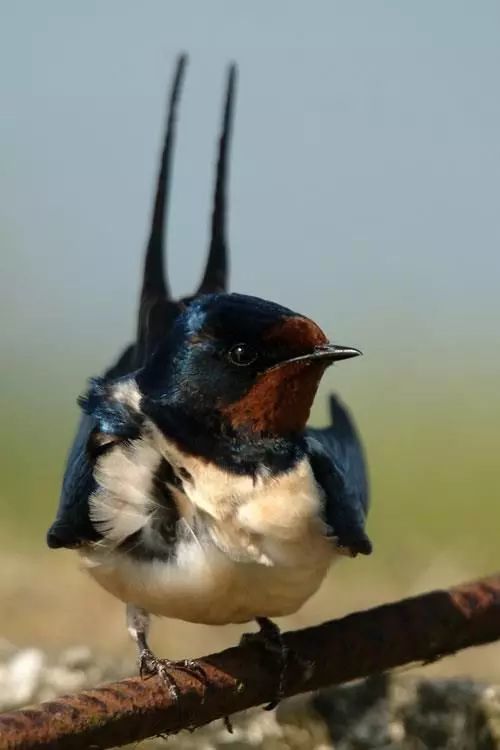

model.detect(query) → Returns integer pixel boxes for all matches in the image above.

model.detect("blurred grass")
[1,361,499,679]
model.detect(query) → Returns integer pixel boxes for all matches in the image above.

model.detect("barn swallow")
[47,55,372,702]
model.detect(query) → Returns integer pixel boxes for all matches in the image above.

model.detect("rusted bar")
[1,574,500,750]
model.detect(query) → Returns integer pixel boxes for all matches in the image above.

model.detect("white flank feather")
[89,437,161,544]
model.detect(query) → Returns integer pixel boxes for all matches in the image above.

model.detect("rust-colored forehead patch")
[264,315,328,354]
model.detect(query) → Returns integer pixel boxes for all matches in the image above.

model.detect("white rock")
[1,649,45,708]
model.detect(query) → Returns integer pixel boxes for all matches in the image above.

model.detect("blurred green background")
[1,1,499,678]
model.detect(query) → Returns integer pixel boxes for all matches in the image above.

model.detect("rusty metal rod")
[1,574,500,750]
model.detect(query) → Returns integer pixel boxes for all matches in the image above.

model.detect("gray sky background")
[2,1,499,393]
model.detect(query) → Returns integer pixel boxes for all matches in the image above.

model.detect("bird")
[47,54,372,701]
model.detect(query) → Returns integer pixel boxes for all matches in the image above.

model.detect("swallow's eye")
[228,343,258,367]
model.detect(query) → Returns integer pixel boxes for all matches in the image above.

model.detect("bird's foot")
[139,648,207,701]
[240,617,290,710]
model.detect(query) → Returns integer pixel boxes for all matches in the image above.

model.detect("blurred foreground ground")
[2,643,500,749]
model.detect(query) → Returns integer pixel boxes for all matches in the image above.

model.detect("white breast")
[82,423,338,625]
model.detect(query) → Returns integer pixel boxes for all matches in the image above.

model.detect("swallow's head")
[138,292,360,438]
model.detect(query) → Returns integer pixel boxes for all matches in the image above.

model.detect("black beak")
[311,344,362,363]
[270,344,362,370]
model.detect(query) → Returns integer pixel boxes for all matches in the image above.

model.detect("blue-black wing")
[307,395,372,556]
[46,57,237,549]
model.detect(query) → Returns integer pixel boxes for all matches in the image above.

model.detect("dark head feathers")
[136,55,238,366]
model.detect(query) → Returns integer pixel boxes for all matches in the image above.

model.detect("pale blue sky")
[2,1,499,392]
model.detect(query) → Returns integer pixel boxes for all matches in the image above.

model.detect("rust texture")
[1,574,500,750]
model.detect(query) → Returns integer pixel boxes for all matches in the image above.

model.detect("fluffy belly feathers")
[82,531,337,625]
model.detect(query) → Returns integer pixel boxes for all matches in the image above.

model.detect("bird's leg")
[240,616,289,709]
[126,604,207,701]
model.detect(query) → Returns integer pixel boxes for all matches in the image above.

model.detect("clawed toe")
[139,649,180,699]
[177,658,208,681]
[240,617,290,708]
[240,617,314,709]
[139,649,207,701]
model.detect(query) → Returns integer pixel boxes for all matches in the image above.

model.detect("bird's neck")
[142,400,305,476]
